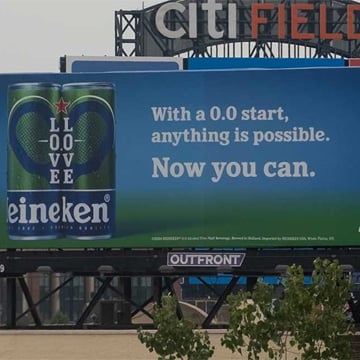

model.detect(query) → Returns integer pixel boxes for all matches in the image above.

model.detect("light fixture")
[97,265,115,276]
[36,266,53,273]
[216,265,233,274]
[340,264,353,273]
[158,265,175,274]
[274,264,289,275]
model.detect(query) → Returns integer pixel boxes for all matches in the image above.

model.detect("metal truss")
[115,0,360,59]
[1,248,360,329]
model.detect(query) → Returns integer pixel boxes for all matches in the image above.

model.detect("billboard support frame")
[1,248,360,329]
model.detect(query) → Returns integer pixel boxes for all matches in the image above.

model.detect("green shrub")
[138,295,214,360]
[49,310,69,325]
[222,258,354,360]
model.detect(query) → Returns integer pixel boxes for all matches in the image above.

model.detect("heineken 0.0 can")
[7,82,63,239]
[61,83,116,239]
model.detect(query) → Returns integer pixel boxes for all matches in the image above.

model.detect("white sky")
[0,0,162,73]
[1,0,359,73]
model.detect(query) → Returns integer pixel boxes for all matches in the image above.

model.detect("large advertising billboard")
[1,67,360,249]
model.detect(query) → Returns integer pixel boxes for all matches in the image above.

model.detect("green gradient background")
[2,191,360,248]
[116,192,360,248]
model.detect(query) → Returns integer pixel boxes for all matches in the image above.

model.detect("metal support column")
[6,278,17,328]
[202,276,239,328]
[18,277,41,326]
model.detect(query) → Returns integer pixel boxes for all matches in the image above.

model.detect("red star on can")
[55,97,69,114]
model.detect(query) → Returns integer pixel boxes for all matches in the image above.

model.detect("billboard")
[64,56,183,73]
[186,58,345,70]
[349,58,360,67]
[2,67,360,249]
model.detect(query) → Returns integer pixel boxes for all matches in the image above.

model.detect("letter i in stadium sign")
[7,82,116,240]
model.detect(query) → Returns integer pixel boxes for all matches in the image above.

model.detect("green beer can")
[7,82,62,239]
[61,82,116,239]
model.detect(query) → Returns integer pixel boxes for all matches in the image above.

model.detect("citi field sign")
[154,0,360,40]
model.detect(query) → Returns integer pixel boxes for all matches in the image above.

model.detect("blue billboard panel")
[65,56,183,72]
[1,67,360,249]
[186,58,345,69]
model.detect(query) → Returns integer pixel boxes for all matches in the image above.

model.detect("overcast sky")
[0,0,162,73]
[1,0,359,73]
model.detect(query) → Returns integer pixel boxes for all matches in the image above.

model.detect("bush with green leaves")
[221,258,354,360]
[138,295,214,360]
[49,310,69,325]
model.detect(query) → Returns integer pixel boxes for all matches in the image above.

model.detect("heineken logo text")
[7,195,110,225]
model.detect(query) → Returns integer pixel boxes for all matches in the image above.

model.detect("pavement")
[0,329,301,360]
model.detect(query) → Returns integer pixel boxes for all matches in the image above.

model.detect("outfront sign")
[1,67,360,249]
[167,252,246,267]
